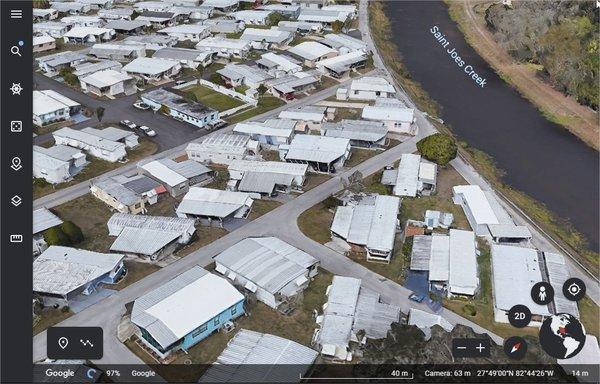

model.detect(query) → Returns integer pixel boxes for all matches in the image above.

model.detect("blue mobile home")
[131,266,244,359]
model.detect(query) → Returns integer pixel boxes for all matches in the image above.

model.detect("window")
[213,317,220,326]
[191,323,208,337]
[231,306,237,315]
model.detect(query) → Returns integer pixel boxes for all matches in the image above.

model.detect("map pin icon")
[58,337,69,350]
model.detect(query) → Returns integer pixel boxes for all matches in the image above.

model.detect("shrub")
[209,73,225,86]
[323,195,340,209]
[44,226,70,246]
[60,221,84,244]
[416,133,457,166]
[463,304,477,317]
[158,105,170,115]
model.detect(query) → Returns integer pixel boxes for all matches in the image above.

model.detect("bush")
[158,105,170,115]
[462,304,477,317]
[44,226,70,246]
[323,195,340,209]
[60,221,84,244]
[416,133,457,166]
[209,73,225,86]
[63,73,78,86]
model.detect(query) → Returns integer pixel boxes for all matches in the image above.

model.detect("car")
[408,293,426,303]
[139,125,156,137]
[133,101,150,110]
[120,120,136,130]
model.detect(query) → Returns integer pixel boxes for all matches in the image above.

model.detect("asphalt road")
[33,73,362,210]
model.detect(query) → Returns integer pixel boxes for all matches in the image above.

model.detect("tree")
[323,195,340,209]
[63,73,78,86]
[268,12,288,27]
[331,20,344,33]
[43,226,70,246]
[257,84,268,95]
[416,133,457,166]
[159,104,170,115]
[60,221,84,244]
[95,107,105,122]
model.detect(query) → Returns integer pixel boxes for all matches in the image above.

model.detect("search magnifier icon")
[10,46,21,57]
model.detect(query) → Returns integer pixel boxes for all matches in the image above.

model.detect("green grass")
[344,148,379,168]
[33,139,158,199]
[225,96,286,124]
[579,295,600,338]
[184,85,245,112]
[332,107,362,122]
[348,235,411,285]
[297,202,335,244]
[204,167,229,189]
[248,199,283,220]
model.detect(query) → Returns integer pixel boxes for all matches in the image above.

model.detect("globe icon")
[539,313,586,359]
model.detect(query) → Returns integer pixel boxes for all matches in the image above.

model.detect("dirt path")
[453,0,599,150]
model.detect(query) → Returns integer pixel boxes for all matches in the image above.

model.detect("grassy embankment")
[369,1,599,275]
[446,1,599,151]
[33,139,158,199]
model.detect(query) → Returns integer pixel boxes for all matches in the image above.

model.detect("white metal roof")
[73,60,122,77]
[453,185,500,226]
[448,229,478,295]
[487,224,532,239]
[428,234,450,282]
[176,187,253,218]
[110,227,180,256]
[93,178,141,206]
[63,27,114,38]
[362,104,415,123]
[260,52,301,72]
[140,160,187,187]
[80,69,132,88]
[233,120,294,139]
[152,47,213,61]
[349,76,395,93]
[544,252,580,317]
[241,28,292,44]
[196,36,250,51]
[33,90,80,116]
[323,119,388,143]
[278,105,326,122]
[228,159,308,178]
[107,212,194,237]
[320,33,366,51]
[410,235,432,271]
[53,127,124,152]
[33,35,56,46]
[33,246,124,296]
[331,195,400,252]
[316,50,366,73]
[81,126,135,142]
[200,329,318,383]
[285,134,350,164]
[187,133,249,156]
[418,161,437,183]
[132,266,243,349]
[159,24,209,34]
[298,9,348,23]
[393,153,421,197]
[408,308,453,331]
[288,41,336,61]
[33,208,63,235]
[123,57,179,75]
[217,63,272,84]
[214,237,318,295]
[233,10,272,21]
[491,244,551,316]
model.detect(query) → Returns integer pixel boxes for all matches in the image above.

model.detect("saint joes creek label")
[430,25,488,88]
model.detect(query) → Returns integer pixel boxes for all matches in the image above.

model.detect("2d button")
[508,304,532,328]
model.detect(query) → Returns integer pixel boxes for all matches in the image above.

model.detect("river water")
[386,1,599,251]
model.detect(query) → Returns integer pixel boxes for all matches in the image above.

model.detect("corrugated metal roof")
[140,160,187,187]
[316,50,366,73]
[410,235,432,271]
[228,159,307,178]
[285,134,350,164]
[82,126,134,142]
[362,104,414,123]
[349,76,394,93]
[131,266,243,349]
[93,178,140,206]
[118,175,162,195]
[453,185,500,226]
[110,227,180,255]
[408,308,453,331]
[241,28,292,44]
[200,329,318,383]
[107,212,194,237]
[323,119,388,142]
[187,133,249,157]
[393,153,420,197]
[544,252,580,317]
[159,158,212,179]
[320,33,367,52]
[234,121,294,139]
[53,127,124,152]
[487,224,532,239]
[123,57,179,75]
[176,187,252,218]
[429,234,450,282]
[33,246,124,296]
[331,195,400,252]
[353,288,401,339]
[237,171,294,194]
[33,208,63,235]
[491,244,551,316]
[215,237,318,295]
[287,41,336,61]
[448,229,478,295]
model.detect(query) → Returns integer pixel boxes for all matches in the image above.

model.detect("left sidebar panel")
[1,2,33,383]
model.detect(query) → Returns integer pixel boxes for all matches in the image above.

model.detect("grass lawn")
[297,202,334,244]
[174,226,229,258]
[399,165,471,230]
[33,139,159,199]
[33,307,73,335]
[125,270,333,382]
[314,76,339,92]
[261,149,280,161]
[332,107,361,122]
[304,174,332,191]
[248,199,283,220]
[226,96,286,124]
[579,295,600,338]
[184,85,245,112]
[204,166,229,189]
[113,261,161,291]
[348,235,412,285]
[344,148,380,168]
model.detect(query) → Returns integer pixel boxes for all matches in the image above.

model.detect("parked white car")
[139,125,156,137]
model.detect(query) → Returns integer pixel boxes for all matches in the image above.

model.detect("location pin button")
[58,337,69,350]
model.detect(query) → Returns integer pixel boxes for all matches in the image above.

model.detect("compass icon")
[10,83,23,95]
